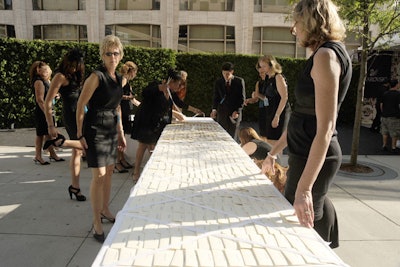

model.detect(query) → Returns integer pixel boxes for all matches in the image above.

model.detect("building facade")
[0,0,360,58]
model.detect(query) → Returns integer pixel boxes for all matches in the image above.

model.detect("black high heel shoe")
[101,213,116,223]
[114,163,128,173]
[120,160,133,169]
[43,134,66,150]
[68,185,86,201]
[93,230,105,243]
[33,158,50,165]
[49,156,65,162]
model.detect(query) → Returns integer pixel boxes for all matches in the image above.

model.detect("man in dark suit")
[210,62,246,139]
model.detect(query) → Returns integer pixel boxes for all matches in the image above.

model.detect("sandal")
[43,134,66,150]
[120,160,133,169]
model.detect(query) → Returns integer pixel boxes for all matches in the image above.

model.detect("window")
[0,24,15,38]
[32,0,85,10]
[105,0,160,10]
[178,25,235,53]
[254,0,291,13]
[33,25,87,42]
[105,24,161,48]
[0,0,12,10]
[252,26,306,58]
[180,0,234,11]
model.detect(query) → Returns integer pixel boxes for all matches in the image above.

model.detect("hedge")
[0,37,357,129]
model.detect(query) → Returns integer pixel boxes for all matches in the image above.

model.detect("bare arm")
[34,80,46,113]
[76,73,98,149]
[44,73,66,138]
[271,74,288,128]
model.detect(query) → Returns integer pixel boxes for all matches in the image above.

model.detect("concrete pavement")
[0,128,399,267]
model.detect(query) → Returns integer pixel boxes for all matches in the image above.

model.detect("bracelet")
[77,135,84,140]
[48,125,55,128]
[274,114,280,117]
[267,152,277,160]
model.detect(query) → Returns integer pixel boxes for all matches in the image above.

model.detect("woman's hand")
[117,133,126,152]
[272,115,279,128]
[293,190,314,228]
[261,154,275,175]
[48,126,58,139]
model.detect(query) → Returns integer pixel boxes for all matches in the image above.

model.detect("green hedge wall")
[0,37,357,129]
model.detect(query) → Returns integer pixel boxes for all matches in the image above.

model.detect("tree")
[336,0,400,166]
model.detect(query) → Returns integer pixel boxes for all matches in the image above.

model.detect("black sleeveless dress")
[120,82,132,134]
[83,67,123,168]
[285,41,352,248]
[58,76,80,140]
[33,76,50,136]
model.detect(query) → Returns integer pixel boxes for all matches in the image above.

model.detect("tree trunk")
[350,9,370,166]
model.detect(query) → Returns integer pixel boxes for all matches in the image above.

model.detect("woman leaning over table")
[76,35,126,243]
[262,0,352,248]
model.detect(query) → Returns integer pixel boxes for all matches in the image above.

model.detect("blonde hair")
[100,35,124,59]
[258,55,282,74]
[293,0,346,48]
[119,61,138,75]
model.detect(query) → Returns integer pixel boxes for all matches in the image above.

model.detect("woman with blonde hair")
[262,0,351,248]
[247,55,289,144]
[76,35,126,243]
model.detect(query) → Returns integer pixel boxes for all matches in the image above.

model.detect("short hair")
[58,48,85,85]
[293,0,346,48]
[100,35,124,59]
[221,62,234,71]
[390,79,399,88]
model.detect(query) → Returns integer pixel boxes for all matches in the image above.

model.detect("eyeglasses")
[105,52,120,57]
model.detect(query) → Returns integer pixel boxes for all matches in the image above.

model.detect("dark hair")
[57,48,85,86]
[166,68,182,81]
[390,79,399,88]
[221,62,234,71]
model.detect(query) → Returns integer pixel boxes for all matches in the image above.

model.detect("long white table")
[92,118,348,267]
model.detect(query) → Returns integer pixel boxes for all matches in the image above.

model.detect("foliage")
[0,37,360,129]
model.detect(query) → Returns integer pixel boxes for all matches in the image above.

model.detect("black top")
[249,139,272,160]
[293,41,352,116]
[381,90,400,118]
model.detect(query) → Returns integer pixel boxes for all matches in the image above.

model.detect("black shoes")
[68,185,86,201]
[43,134,66,150]
[119,160,133,169]
[33,158,50,165]
[101,213,116,223]
[114,163,128,173]
[93,230,105,243]
[49,156,65,162]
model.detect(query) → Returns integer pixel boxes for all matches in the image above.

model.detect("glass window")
[105,0,160,10]
[1,0,12,10]
[0,24,15,37]
[33,25,87,42]
[252,26,305,58]
[106,24,161,48]
[178,25,235,53]
[254,0,291,13]
[180,0,234,11]
[32,0,85,10]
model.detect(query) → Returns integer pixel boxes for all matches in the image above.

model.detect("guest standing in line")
[244,60,268,138]
[131,69,184,181]
[115,61,140,173]
[210,62,246,139]
[44,48,86,201]
[30,61,62,165]
[262,0,352,248]
[76,35,126,243]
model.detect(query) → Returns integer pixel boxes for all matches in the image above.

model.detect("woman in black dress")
[30,61,62,165]
[131,69,184,181]
[44,48,86,201]
[76,35,126,243]
[262,0,352,248]
[114,61,140,172]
